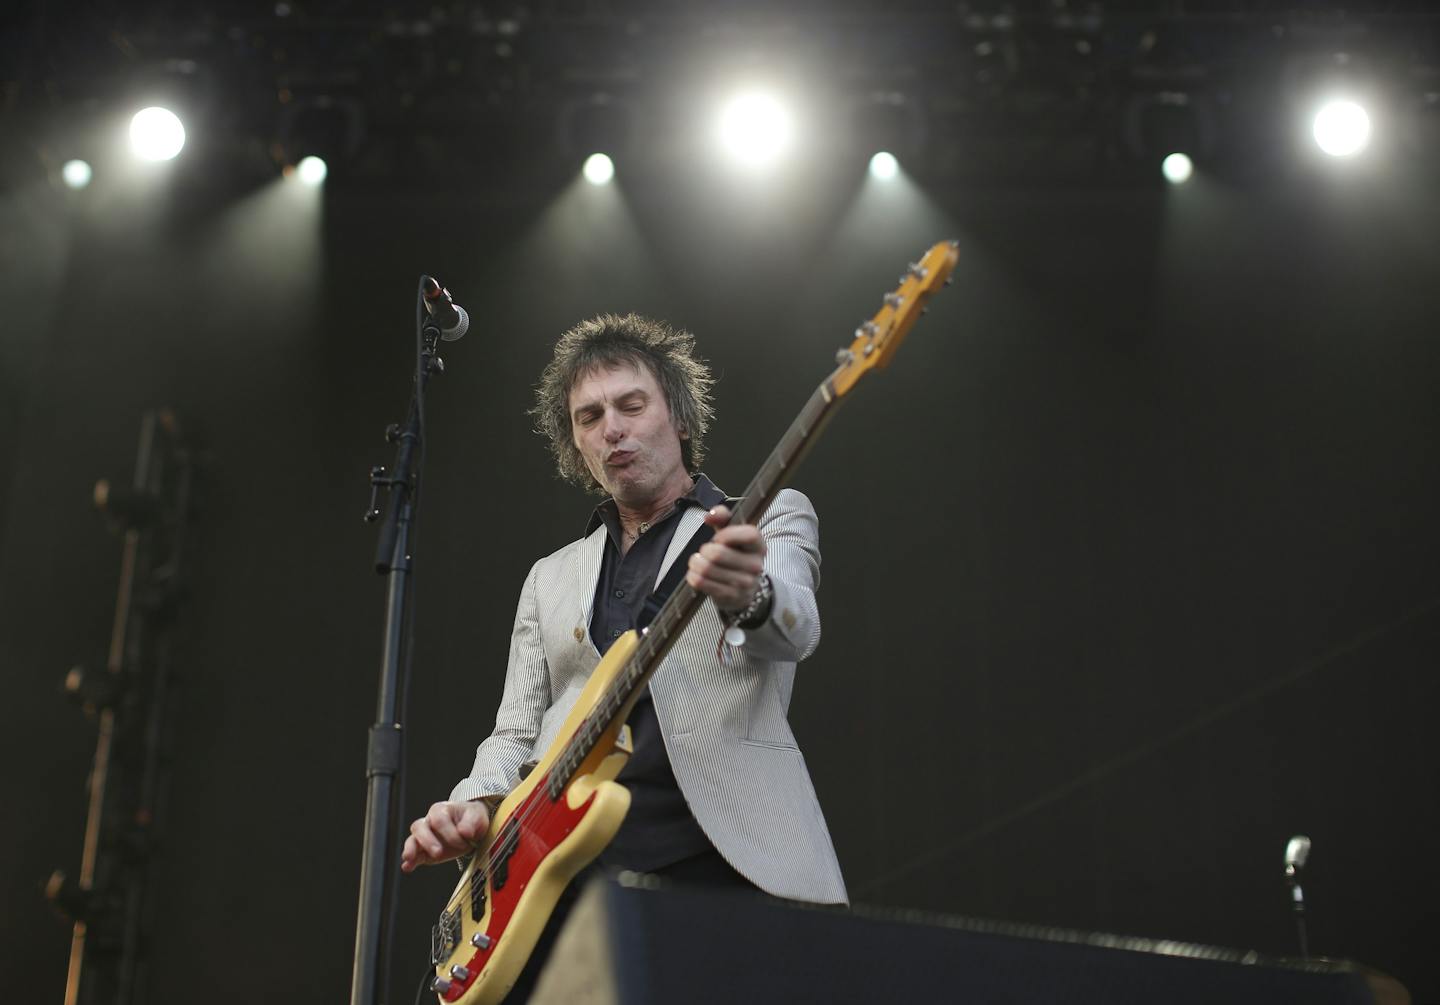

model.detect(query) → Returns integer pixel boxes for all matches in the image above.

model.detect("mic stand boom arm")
[351,276,449,1005]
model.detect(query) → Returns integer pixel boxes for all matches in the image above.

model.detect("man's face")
[568,361,689,505]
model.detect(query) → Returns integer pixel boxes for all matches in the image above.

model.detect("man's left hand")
[686,505,766,611]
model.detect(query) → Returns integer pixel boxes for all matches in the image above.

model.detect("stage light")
[129,107,186,161]
[1161,152,1193,184]
[582,152,614,186]
[717,91,793,168]
[1312,100,1371,157]
[297,156,328,185]
[62,160,93,189]
[869,151,899,180]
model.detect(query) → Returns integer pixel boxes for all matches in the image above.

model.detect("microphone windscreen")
[441,305,470,342]
[1285,835,1311,869]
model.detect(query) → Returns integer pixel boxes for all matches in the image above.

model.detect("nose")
[602,410,626,443]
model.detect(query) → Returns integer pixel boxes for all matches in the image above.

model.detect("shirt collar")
[585,472,726,539]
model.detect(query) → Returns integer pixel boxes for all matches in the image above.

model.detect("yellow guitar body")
[433,630,640,1004]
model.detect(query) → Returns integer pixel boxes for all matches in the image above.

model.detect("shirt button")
[611,628,622,638]
[613,589,625,599]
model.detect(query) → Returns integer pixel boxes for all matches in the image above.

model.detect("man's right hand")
[400,800,492,873]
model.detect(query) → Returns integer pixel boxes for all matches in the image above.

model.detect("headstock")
[830,240,958,399]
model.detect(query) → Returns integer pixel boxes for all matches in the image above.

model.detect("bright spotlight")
[297,156,328,185]
[62,159,93,190]
[582,152,614,185]
[717,91,793,168]
[869,151,899,180]
[129,107,186,161]
[1312,100,1371,157]
[1161,152,1193,184]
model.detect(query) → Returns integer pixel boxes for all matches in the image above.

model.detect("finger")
[711,525,764,553]
[703,505,733,528]
[697,542,765,574]
[401,834,425,872]
[688,553,762,590]
[689,560,758,593]
[410,817,446,860]
[686,570,756,611]
[686,577,748,611]
[457,803,490,841]
[427,803,467,852]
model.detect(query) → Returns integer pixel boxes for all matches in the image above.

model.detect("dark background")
[3,3,1438,1003]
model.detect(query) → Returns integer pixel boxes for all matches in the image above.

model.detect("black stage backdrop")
[1,165,1436,1002]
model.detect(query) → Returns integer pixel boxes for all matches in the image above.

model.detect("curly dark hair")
[531,314,716,494]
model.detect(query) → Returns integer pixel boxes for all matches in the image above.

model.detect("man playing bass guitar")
[401,314,847,997]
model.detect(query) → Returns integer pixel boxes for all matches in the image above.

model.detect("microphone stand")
[1286,863,1309,960]
[351,278,448,1005]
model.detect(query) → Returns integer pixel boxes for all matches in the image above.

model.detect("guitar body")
[430,630,640,1004]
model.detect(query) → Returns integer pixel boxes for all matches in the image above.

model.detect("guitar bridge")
[431,907,460,966]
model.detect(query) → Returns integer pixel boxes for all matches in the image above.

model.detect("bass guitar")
[426,239,959,1003]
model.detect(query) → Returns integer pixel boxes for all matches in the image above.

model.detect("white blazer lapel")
[575,524,608,627]
[656,505,707,589]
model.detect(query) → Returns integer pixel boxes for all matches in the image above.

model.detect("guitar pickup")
[468,864,487,921]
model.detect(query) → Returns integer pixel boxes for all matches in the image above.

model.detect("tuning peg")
[834,348,855,365]
[45,870,99,924]
[883,293,904,308]
[64,664,126,715]
[906,262,929,278]
[93,479,161,531]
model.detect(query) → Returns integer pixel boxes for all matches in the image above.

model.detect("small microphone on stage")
[1284,835,1311,877]
[1284,834,1311,959]
[422,276,470,342]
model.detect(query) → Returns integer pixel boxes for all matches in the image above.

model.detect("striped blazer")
[451,487,848,905]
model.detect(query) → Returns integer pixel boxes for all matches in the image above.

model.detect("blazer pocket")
[739,736,799,752]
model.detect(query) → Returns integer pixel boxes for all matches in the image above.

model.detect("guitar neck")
[556,377,844,782]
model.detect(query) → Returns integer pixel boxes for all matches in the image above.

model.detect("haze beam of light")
[583,153,615,186]
[1313,100,1372,158]
[716,91,794,169]
[129,107,186,161]
[869,151,900,180]
[1162,152,1194,184]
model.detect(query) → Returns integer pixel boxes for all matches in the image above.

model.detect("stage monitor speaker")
[532,873,1408,1005]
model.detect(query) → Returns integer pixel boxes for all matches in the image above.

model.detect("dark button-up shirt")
[585,473,727,871]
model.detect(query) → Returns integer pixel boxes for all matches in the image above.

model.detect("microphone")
[422,276,470,342]
[1284,835,1311,877]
